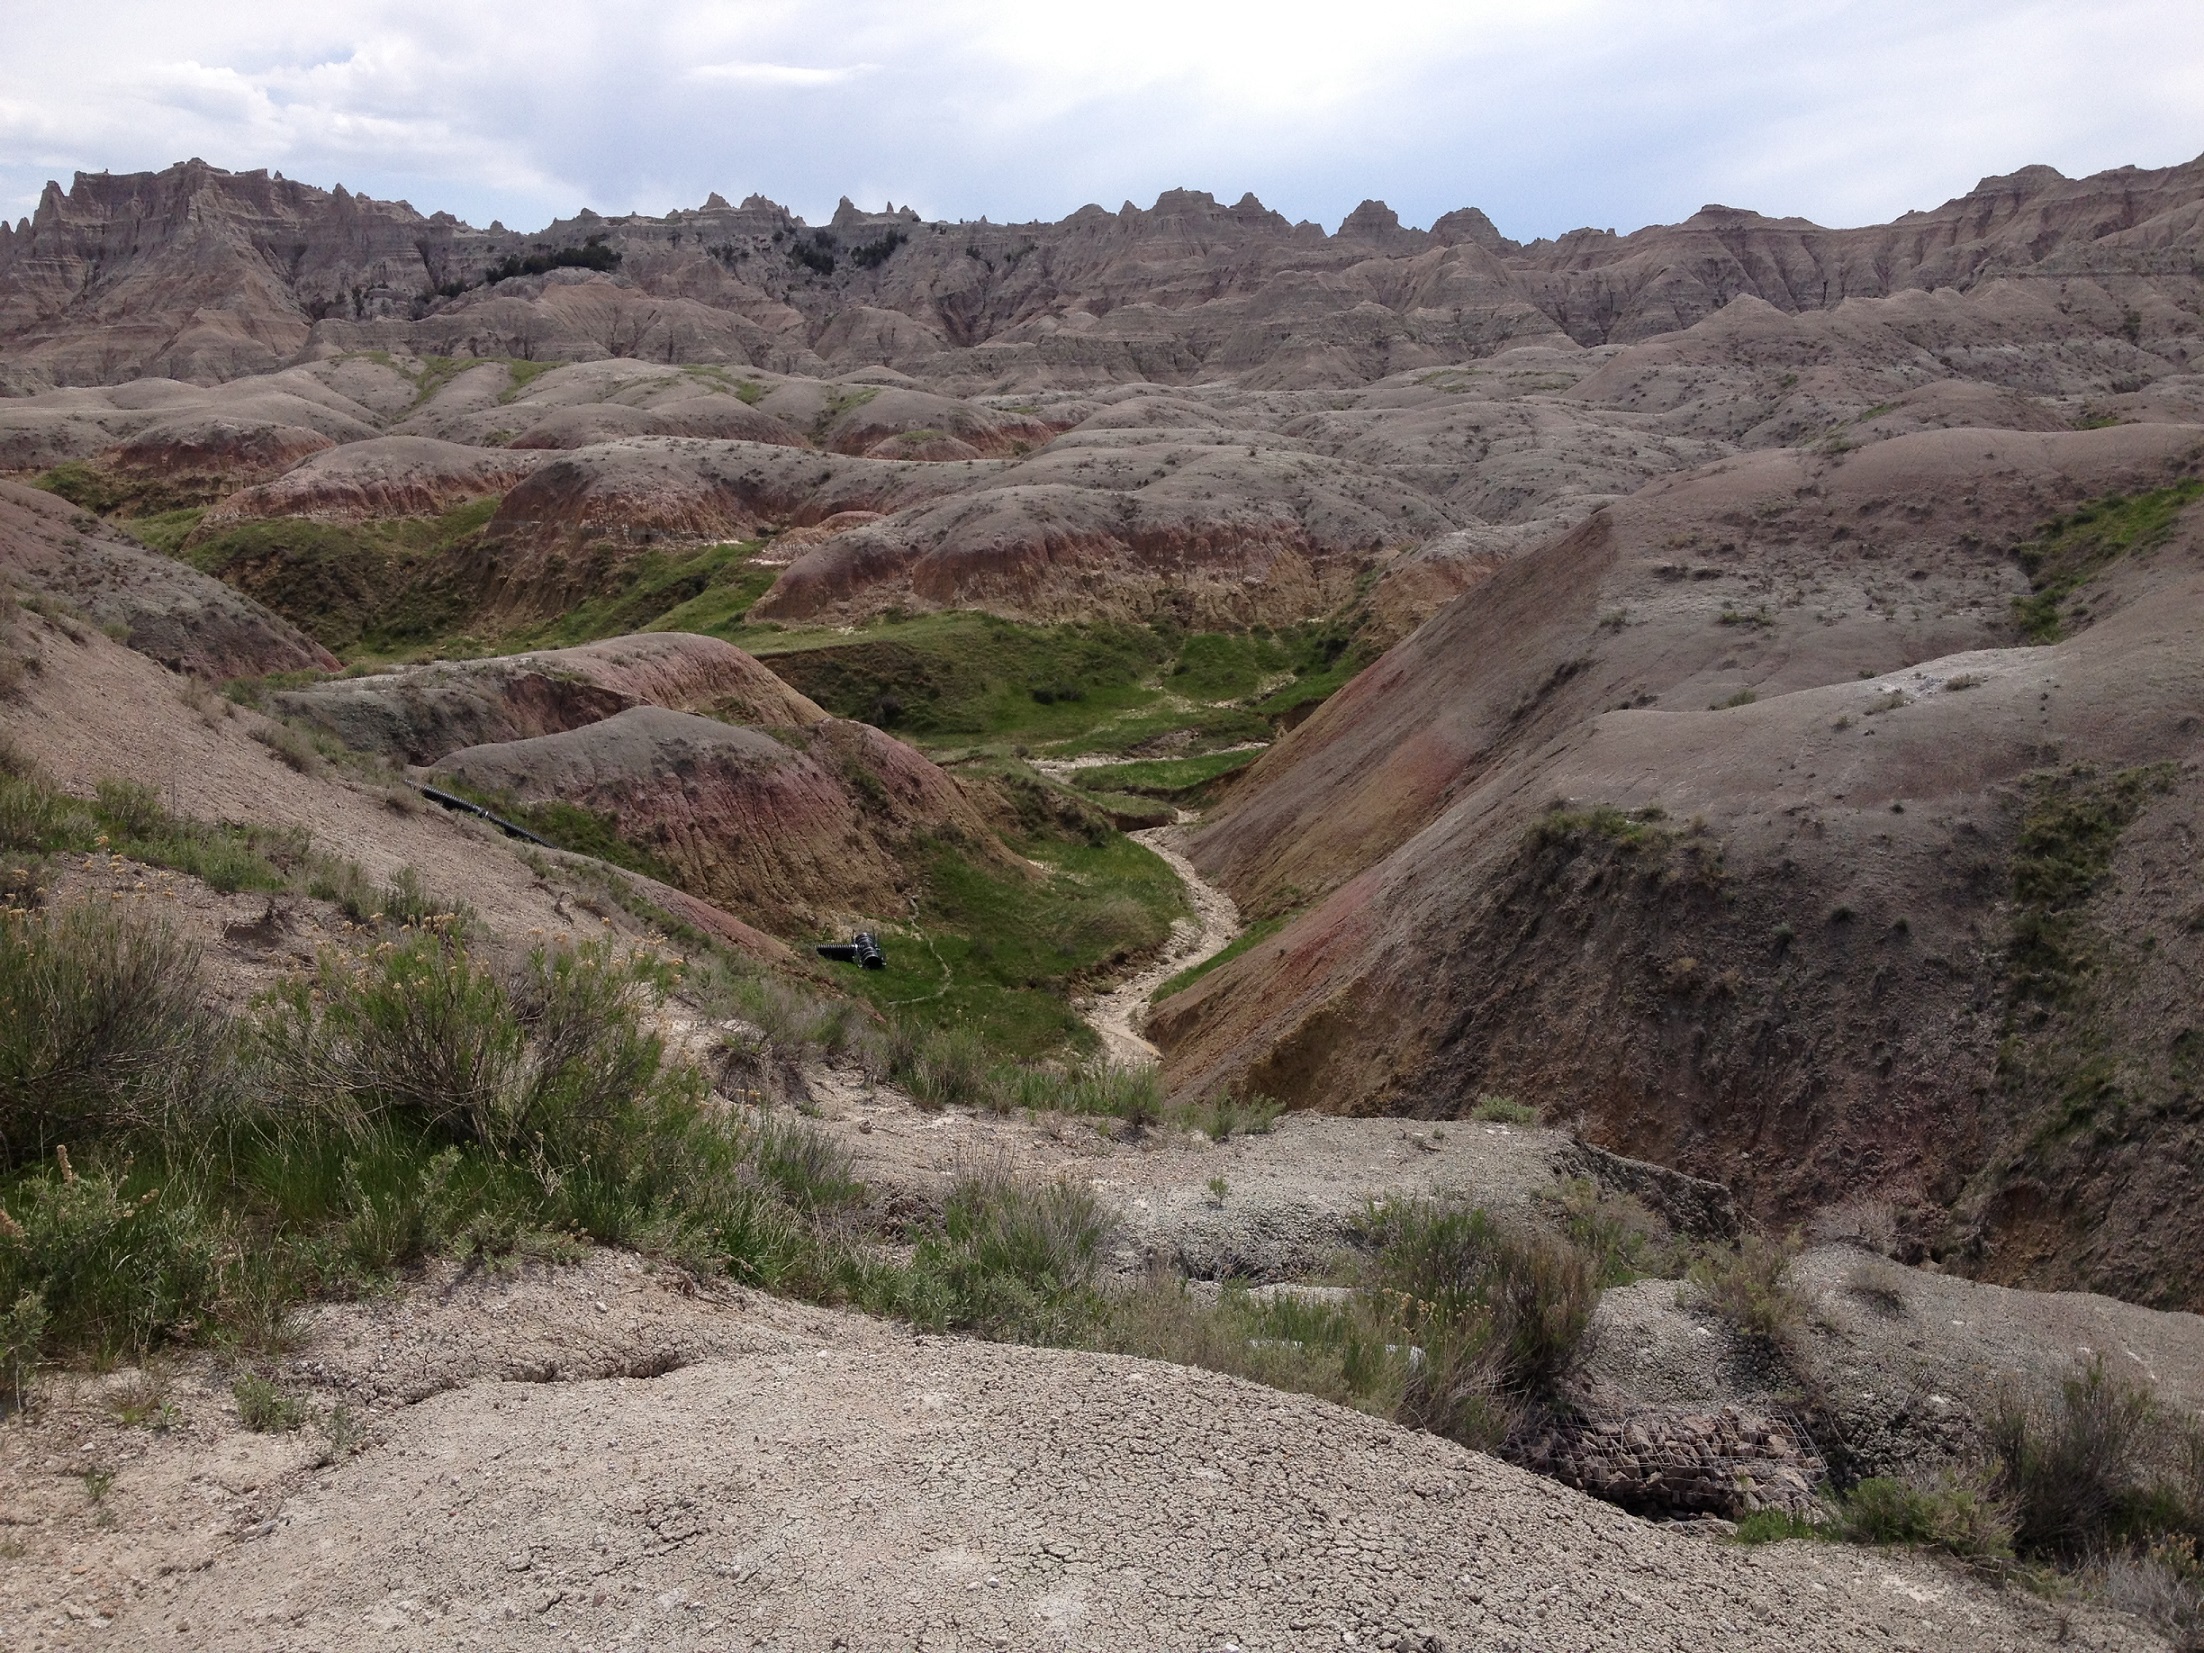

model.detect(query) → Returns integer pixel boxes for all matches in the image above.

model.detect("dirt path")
[1082,819,1241,1065]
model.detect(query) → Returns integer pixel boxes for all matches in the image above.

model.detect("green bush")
[1841,1474,2014,1560]
[1687,1232,1804,1347]
[254,938,678,1162]
[0,1156,220,1355]
[0,1288,46,1410]
[1364,1198,1597,1439]
[1470,1093,1537,1125]
[1180,1087,1280,1141]
[233,1372,308,1432]
[905,1162,1114,1342]
[904,1024,998,1111]
[0,905,221,1167]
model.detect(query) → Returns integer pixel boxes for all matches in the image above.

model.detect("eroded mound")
[433,704,1010,932]
[275,631,825,765]
[0,479,336,679]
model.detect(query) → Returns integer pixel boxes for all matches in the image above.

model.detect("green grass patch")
[2011,479,2202,642]
[1525,804,1677,855]
[30,462,225,518]
[746,612,1170,745]
[1071,747,1261,799]
[2005,764,2177,1004]
[497,540,777,652]
[734,612,1363,760]
[179,501,498,656]
[1153,909,1295,1003]
[834,829,1189,1057]
[118,507,206,554]
[427,779,674,882]
[496,358,558,402]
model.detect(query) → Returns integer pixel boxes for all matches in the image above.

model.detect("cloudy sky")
[3,1,2201,240]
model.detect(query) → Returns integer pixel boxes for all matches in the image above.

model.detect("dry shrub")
[1810,1196,1900,1255]
[1991,1355,2165,1560]
[250,719,323,775]
[1843,1254,1911,1315]
[1688,1232,1805,1346]
[0,904,221,1168]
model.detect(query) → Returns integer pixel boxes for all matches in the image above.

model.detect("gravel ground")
[799,1059,1576,1280]
[5,1254,2164,1653]
[1586,1245,2204,1478]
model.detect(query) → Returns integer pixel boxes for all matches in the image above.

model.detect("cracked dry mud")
[3,1253,2165,1653]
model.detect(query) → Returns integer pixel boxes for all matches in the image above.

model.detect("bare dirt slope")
[433,704,1013,936]
[1161,422,2204,1304]
[0,611,787,963]
[0,480,334,679]
[0,1253,2162,1653]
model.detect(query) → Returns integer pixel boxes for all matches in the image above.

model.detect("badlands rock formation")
[4,155,2200,390]
[3,150,2204,1308]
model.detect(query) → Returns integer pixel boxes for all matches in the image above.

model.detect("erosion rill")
[2,148,2203,1651]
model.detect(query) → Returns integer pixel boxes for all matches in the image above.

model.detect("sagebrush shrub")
[254,937,682,1162]
[0,905,220,1167]
[1993,1354,2163,1559]
[1842,1473,2014,1560]
[907,1159,1114,1341]
[0,1157,219,1355]
[1366,1198,1596,1416]
[1687,1232,1804,1346]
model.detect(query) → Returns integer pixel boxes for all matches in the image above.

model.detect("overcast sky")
[3,1,2202,241]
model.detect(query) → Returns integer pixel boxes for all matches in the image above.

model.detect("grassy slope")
[49,480,1369,1059]
[822,828,1189,1057]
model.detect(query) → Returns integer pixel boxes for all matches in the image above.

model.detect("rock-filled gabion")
[1519,1404,1826,1519]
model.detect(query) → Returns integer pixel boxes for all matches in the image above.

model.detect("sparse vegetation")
[899,1160,1113,1343]
[1471,1093,1537,1124]
[1686,1232,1804,1347]
[1991,1355,2198,1561]
[2011,480,2202,642]
[2005,763,2175,1004]
[483,234,620,286]
[232,1372,308,1432]
[1153,909,1295,1002]
[1093,1197,1600,1455]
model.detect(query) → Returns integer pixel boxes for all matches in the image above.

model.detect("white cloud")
[0,1,2199,238]
[688,62,873,88]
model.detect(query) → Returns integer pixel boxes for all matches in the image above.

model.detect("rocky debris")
[1586,1245,2204,1485]
[0,479,336,678]
[273,630,825,765]
[1519,1404,1826,1519]
[431,704,1014,934]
